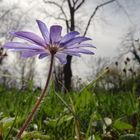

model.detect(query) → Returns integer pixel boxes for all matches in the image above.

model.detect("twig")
[83,0,116,36]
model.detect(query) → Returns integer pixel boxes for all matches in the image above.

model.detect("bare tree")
[0,3,35,88]
[43,0,116,92]
[120,28,140,65]
[12,54,36,89]
[0,7,23,40]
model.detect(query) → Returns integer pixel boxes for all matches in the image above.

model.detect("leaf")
[57,115,73,126]
[119,134,140,140]
[46,115,73,127]
[0,117,15,124]
[88,134,96,140]
[21,131,50,140]
[113,120,133,131]
[0,112,3,119]
[45,118,57,127]
[0,117,15,139]
[80,69,109,92]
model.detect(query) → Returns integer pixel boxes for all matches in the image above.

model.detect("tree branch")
[43,0,70,31]
[75,0,85,11]
[43,0,68,21]
[67,0,72,9]
[131,42,140,64]
[74,0,79,5]
[0,10,11,20]
[115,0,134,25]
[83,0,116,36]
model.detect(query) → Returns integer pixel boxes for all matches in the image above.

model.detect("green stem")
[16,55,54,140]
[69,97,81,140]
[5,112,18,140]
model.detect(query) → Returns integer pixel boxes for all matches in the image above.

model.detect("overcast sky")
[1,0,140,85]
[2,0,140,57]
[3,0,140,56]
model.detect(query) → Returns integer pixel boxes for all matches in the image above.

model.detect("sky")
[86,0,140,57]
[1,0,140,86]
[2,0,140,57]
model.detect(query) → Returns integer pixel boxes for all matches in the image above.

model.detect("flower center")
[46,44,64,55]
[48,44,59,55]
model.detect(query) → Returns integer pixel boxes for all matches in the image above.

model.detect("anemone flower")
[3,20,95,140]
[4,20,95,64]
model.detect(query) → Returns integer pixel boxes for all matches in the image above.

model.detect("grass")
[0,83,140,140]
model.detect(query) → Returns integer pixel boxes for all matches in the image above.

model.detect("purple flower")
[3,20,95,64]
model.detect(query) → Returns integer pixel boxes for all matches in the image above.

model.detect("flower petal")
[36,20,50,44]
[61,37,91,47]
[50,25,62,43]
[39,53,49,59]
[60,51,81,57]
[11,31,45,46]
[21,51,43,58]
[60,31,79,43]
[68,43,96,49]
[63,48,94,55]
[3,42,44,50]
[55,53,67,64]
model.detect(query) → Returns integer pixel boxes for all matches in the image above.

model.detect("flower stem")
[16,54,54,140]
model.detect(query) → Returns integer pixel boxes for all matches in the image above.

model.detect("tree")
[0,2,36,88]
[120,28,140,65]
[12,54,36,89]
[43,0,116,92]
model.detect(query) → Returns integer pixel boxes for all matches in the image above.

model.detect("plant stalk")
[16,54,54,139]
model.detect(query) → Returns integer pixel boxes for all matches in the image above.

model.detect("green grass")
[0,84,140,140]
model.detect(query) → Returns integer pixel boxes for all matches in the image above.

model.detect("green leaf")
[113,120,133,131]
[21,131,50,140]
[0,112,3,119]
[88,134,96,140]
[47,115,73,127]
[119,134,140,140]
[57,115,73,126]
[0,117,15,129]
[0,117,14,124]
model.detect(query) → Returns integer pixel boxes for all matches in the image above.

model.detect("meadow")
[0,73,140,140]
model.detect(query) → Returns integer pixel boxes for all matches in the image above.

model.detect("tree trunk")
[63,7,75,92]
[64,55,72,92]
